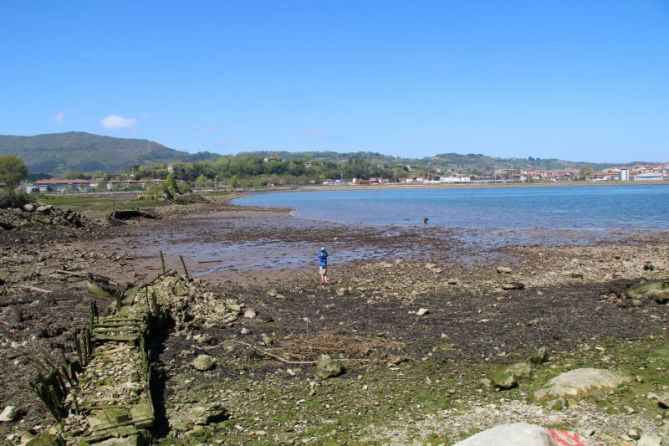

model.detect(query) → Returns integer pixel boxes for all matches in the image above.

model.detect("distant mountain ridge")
[0,132,219,176]
[0,131,663,177]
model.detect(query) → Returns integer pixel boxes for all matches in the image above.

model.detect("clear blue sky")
[1,1,668,162]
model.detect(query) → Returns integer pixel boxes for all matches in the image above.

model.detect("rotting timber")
[30,269,228,445]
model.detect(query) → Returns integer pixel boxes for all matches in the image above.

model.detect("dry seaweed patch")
[279,330,406,362]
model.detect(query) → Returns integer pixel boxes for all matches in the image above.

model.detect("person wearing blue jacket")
[317,247,329,285]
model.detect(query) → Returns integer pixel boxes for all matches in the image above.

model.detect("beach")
[1,191,668,444]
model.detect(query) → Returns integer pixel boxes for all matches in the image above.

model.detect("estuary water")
[235,185,669,232]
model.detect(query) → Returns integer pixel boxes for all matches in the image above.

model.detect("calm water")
[236,185,669,231]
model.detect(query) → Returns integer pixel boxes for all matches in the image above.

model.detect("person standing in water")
[317,247,329,285]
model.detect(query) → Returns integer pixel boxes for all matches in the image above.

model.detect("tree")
[0,156,28,197]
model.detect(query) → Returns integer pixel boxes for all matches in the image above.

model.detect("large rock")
[315,354,343,379]
[0,406,19,422]
[191,354,216,371]
[626,280,669,299]
[453,423,553,446]
[534,368,630,401]
[454,424,602,446]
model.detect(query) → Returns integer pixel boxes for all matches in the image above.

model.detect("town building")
[28,178,98,193]
[634,172,664,181]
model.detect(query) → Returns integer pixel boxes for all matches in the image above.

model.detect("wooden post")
[179,255,190,279]
[159,250,166,273]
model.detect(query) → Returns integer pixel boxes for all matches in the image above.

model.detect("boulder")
[243,309,257,319]
[626,280,669,299]
[454,424,602,446]
[191,354,216,371]
[25,433,64,446]
[453,423,553,446]
[0,405,19,422]
[496,266,513,275]
[416,308,429,316]
[506,362,532,378]
[530,347,549,365]
[637,433,662,446]
[534,368,630,401]
[492,371,518,390]
[315,354,343,379]
[502,282,525,290]
[654,290,669,304]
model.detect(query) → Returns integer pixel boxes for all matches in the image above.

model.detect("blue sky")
[1,1,668,162]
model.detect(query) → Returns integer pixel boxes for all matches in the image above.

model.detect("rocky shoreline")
[0,195,667,445]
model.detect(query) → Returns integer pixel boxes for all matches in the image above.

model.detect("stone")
[534,368,630,401]
[315,354,343,379]
[648,391,669,409]
[25,433,64,446]
[453,423,553,446]
[530,346,549,364]
[654,290,669,304]
[447,278,459,285]
[22,204,35,212]
[492,370,518,390]
[243,309,257,319]
[0,406,19,422]
[416,308,429,316]
[191,354,216,371]
[502,282,525,290]
[506,362,532,378]
[36,205,53,214]
[626,280,669,299]
[496,266,513,274]
[336,287,347,297]
[240,327,251,335]
[637,433,662,446]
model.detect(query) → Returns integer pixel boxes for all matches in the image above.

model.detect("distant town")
[21,162,669,194]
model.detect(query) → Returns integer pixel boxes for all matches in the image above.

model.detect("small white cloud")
[54,111,66,125]
[101,114,138,129]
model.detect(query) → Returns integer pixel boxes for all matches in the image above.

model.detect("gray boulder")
[453,423,553,446]
[315,354,343,379]
[534,368,630,401]
[191,354,216,371]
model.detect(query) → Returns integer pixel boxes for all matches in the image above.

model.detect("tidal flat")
[0,193,667,445]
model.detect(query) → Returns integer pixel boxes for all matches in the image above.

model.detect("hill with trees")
[0,132,219,176]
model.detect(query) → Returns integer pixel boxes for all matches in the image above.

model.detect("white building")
[619,169,629,181]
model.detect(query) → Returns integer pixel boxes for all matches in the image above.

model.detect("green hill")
[0,132,219,176]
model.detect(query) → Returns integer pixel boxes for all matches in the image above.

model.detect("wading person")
[317,247,329,285]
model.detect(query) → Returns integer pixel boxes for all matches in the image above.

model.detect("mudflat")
[1,194,667,445]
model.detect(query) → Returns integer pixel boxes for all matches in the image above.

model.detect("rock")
[191,354,216,371]
[189,403,228,425]
[336,287,347,297]
[267,289,278,298]
[240,327,251,335]
[648,391,669,409]
[36,205,53,214]
[530,346,549,364]
[447,278,459,285]
[492,370,518,390]
[22,204,34,212]
[315,354,343,379]
[534,368,631,401]
[637,433,662,446]
[546,398,568,411]
[496,266,513,274]
[643,261,656,271]
[25,433,64,446]
[502,282,525,290]
[416,308,429,316]
[0,406,19,422]
[655,290,669,304]
[243,309,257,319]
[506,362,532,378]
[569,271,584,279]
[453,423,553,446]
[626,280,669,299]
